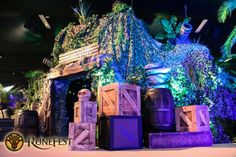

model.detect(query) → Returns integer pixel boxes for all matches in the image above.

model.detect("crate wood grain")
[68,123,96,151]
[98,83,141,116]
[74,101,97,123]
[175,105,210,132]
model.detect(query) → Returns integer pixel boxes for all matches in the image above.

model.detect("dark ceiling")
[0,0,235,87]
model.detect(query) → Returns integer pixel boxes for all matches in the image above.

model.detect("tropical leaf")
[160,19,172,33]
[166,33,176,39]
[221,26,236,59]
[170,15,177,27]
[175,23,182,34]
[218,0,236,23]
[155,33,165,40]
[72,0,92,24]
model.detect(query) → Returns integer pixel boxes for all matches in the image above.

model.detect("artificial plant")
[112,1,129,13]
[24,70,46,110]
[0,83,8,108]
[155,15,190,50]
[50,1,236,142]
[72,0,92,25]
[218,0,236,60]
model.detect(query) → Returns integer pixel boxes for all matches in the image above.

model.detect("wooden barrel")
[0,119,14,141]
[144,88,175,132]
[0,109,11,119]
[14,110,39,137]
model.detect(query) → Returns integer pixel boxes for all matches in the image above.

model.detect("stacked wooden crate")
[98,83,143,150]
[145,105,213,148]
[68,89,97,151]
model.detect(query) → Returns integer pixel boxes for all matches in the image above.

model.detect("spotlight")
[195,19,208,33]
[38,15,51,29]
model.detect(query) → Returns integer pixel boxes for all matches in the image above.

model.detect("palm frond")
[72,0,92,24]
[218,0,236,23]
[221,26,236,59]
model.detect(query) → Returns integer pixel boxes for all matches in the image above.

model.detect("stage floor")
[0,143,236,157]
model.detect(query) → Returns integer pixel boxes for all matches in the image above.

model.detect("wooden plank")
[48,61,99,79]
[122,88,137,112]
[59,44,99,65]
[59,50,99,65]
[60,44,98,58]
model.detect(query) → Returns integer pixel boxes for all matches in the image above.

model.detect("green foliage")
[155,15,190,42]
[0,83,8,105]
[24,70,46,109]
[115,24,125,45]
[217,0,236,60]
[221,26,236,59]
[24,70,46,79]
[52,15,99,65]
[218,0,236,23]
[112,1,129,13]
[72,0,92,25]
[87,58,115,93]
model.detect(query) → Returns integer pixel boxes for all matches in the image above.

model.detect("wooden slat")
[179,112,192,127]
[74,129,90,144]
[59,44,99,65]
[47,61,99,79]
[59,50,99,63]
[122,88,138,112]
[60,44,98,58]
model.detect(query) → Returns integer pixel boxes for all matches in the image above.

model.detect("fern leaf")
[221,26,236,59]
[218,0,236,23]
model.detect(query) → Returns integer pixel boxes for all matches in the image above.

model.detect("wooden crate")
[98,83,141,116]
[68,123,96,151]
[74,101,97,123]
[175,105,210,132]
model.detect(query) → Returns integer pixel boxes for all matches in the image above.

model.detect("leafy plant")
[217,0,236,60]
[112,1,129,13]
[87,58,115,93]
[155,15,190,43]
[24,70,46,110]
[72,0,92,25]
[0,83,8,106]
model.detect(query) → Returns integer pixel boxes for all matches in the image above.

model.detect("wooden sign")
[68,123,96,151]
[98,83,141,116]
[59,43,99,65]
[175,105,210,132]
